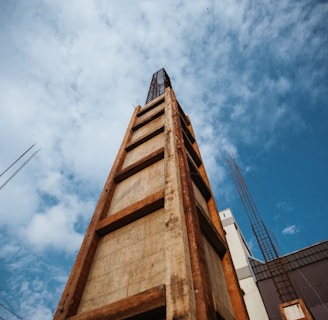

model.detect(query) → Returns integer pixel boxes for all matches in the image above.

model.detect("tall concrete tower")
[54,69,248,320]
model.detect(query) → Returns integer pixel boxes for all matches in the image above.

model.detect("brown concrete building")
[54,69,249,320]
[250,240,328,320]
[219,208,328,319]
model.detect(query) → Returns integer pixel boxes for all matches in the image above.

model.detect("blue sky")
[0,0,327,318]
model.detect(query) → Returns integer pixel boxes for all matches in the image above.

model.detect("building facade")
[219,208,269,320]
[219,208,328,320]
[54,69,249,320]
[250,240,328,319]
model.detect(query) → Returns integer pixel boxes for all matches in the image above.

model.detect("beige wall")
[107,160,164,216]
[78,209,165,314]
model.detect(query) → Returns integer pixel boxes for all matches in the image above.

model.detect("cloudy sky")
[0,0,327,318]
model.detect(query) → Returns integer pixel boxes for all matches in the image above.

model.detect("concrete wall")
[55,87,248,319]
[219,208,269,320]
[78,209,165,313]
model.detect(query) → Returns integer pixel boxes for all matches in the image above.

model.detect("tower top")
[145,68,172,104]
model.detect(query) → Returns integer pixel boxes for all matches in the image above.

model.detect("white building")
[219,208,269,320]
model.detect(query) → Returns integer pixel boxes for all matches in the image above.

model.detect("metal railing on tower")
[145,68,172,104]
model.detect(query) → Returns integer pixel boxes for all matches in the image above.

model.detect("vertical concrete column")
[164,88,196,319]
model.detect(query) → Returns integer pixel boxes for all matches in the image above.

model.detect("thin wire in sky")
[0,148,41,191]
[0,144,36,178]
[0,301,23,320]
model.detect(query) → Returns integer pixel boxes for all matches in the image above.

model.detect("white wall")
[219,208,269,320]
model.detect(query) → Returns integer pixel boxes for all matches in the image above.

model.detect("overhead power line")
[0,144,36,178]
[0,147,41,191]
[0,301,23,320]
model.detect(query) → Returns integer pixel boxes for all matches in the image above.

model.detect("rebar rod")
[223,153,297,302]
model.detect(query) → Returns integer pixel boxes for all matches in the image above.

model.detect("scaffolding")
[145,68,172,104]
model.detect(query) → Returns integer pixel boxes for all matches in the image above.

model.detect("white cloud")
[0,0,326,318]
[247,237,258,254]
[23,201,84,253]
[282,225,300,235]
[277,201,294,213]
